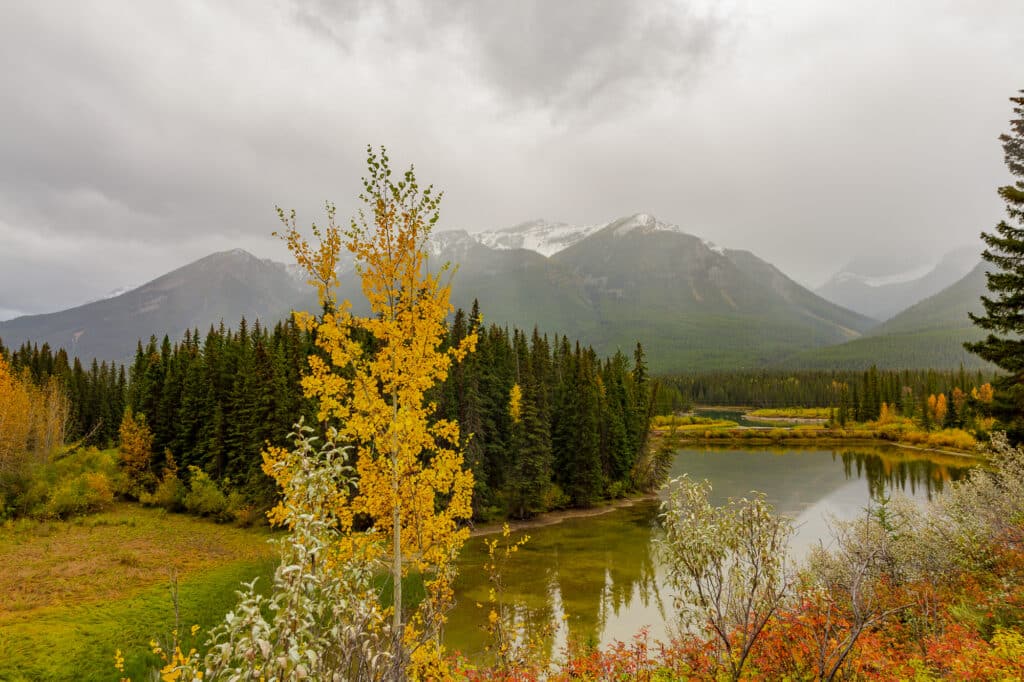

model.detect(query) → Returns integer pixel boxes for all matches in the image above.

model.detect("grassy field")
[650,414,738,430]
[747,407,831,419]
[0,504,277,681]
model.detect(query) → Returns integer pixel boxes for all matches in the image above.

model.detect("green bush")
[139,473,186,512]
[606,480,629,500]
[182,467,231,521]
[542,483,571,511]
[9,475,49,518]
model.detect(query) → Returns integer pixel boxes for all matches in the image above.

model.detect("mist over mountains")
[0,215,986,372]
[782,261,992,370]
[815,245,980,321]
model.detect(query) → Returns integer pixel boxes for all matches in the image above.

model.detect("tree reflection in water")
[445,445,976,663]
[838,448,972,501]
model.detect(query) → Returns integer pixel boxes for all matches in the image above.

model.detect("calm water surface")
[444,444,975,660]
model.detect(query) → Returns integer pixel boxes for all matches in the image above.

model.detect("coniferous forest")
[1,298,656,522]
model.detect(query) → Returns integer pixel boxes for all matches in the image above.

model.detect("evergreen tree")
[560,344,603,506]
[943,389,960,429]
[506,359,553,519]
[966,91,1024,442]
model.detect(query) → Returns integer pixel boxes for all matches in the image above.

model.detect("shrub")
[542,483,570,511]
[182,467,230,520]
[140,472,186,512]
[44,471,114,519]
[901,431,927,445]
[606,480,628,500]
[926,429,976,451]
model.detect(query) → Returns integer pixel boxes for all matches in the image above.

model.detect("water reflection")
[445,444,976,661]
[838,448,966,501]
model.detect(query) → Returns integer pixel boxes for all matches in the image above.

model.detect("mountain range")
[814,245,980,320]
[781,261,991,369]
[0,214,990,373]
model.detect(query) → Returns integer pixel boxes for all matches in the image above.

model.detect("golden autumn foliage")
[0,355,33,478]
[272,147,478,667]
[951,386,967,417]
[508,383,523,425]
[118,408,155,495]
[972,382,995,404]
[927,393,948,425]
[0,354,69,494]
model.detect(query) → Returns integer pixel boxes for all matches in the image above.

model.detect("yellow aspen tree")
[118,408,155,495]
[934,393,948,425]
[508,383,523,424]
[978,383,995,404]
[32,376,69,463]
[952,387,967,419]
[0,355,33,480]
[274,146,477,669]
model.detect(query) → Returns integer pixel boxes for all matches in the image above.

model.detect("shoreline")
[469,493,659,538]
[745,415,828,425]
[653,432,987,461]
[468,426,988,540]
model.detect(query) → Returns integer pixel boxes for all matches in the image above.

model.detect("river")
[443,443,976,661]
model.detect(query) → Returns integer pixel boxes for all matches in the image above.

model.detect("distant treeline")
[663,368,994,416]
[1,301,657,521]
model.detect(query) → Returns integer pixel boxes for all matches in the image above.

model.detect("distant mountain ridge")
[815,246,979,320]
[780,262,992,370]
[0,249,308,363]
[1,214,885,371]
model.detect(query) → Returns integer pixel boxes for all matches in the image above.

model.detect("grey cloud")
[292,0,731,116]
[1,0,1023,315]
[432,0,727,112]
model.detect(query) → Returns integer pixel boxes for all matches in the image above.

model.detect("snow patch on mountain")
[831,263,935,288]
[428,230,478,260]
[612,213,656,235]
[467,214,697,258]
[474,220,603,257]
[103,286,134,299]
[606,213,691,238]
[703,240,725,256]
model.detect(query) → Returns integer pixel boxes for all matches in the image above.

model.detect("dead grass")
[0,502,275,618]
[0,503,278,681]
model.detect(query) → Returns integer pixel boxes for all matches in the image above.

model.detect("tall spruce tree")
[966,91,1024,442]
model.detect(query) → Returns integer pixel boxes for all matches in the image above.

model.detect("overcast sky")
[2,0,1022,320]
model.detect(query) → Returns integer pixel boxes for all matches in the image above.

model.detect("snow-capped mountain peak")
[607,213,688,238]
[470,214,691,257]
[473,219,603,257]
